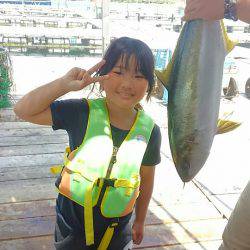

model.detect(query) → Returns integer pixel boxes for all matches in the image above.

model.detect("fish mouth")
[177,161,193,183]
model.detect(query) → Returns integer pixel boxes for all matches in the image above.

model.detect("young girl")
[14,37,161,250]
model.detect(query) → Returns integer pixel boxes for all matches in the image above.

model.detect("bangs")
[119,53,143,74]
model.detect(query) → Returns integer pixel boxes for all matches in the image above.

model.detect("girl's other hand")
[61,60,109,92]
[132,220,144,245]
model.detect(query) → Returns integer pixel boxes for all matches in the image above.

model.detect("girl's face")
[102,55,149,110]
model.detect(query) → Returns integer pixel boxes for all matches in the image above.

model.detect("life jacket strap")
[50,147,71,174]
[50,165,63,174]
[97,219,119,250]
[84,181,96,246]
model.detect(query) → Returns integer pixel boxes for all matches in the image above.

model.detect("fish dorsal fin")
[220,21,237,53]
[155,59,173,90]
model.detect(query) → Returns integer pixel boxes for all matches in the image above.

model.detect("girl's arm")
[133,165,155,245]
[14,77,69,125]
[14,61,107,125]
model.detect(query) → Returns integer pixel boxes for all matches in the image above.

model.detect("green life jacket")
[51,98,154,248]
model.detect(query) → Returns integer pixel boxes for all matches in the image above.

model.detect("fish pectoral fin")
[155,61,173,90]
[217,119,241,134]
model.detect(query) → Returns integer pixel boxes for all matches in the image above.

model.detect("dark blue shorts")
[54,211,132,250]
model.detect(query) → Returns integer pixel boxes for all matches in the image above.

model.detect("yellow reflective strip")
[97,223,118,250]
[63,147,71,165]
[64,154,69,165]
[66,146,71,153]
[125,188,133,196]
[50,165,63,174]
[66,164,97,181]
[114,179,140,189]
[114,179,131,188]
[84,183,94,246]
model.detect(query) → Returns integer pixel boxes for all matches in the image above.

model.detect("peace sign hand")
[62,60,108,92]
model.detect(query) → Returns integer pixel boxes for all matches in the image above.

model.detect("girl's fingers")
[78,60,107,87]
[77,69,86,81]
[80,74,109,87]
[87,60,106,75]
[80,74,92,86]
[92,75,109,83]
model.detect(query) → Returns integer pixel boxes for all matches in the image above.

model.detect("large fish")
[155,20,239,182]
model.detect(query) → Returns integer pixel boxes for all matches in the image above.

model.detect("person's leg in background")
[219,181,250,250]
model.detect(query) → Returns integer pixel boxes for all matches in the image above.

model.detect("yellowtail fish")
[156,20,240,182]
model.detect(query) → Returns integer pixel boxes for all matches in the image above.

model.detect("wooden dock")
[1,95,249,249]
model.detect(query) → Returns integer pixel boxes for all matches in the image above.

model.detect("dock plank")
[0,121,49,130]
[0,235,53,250]
[0,165,55,182]
[0,144,65,157]
[0,128,65,138]
[0,134,68,146]
[0,216,226,245]
[0,153,63,168]
[0,200,55,221]
[0,178,56,204]
[0,236,222,250]
[193,180,241,219]
[0,199,221,224]
[146,202,222,225]
[135,219,227,249]
[0,216,56,241]
[140,241,222,250]
[206,194,240,219]
[152,158,211,206]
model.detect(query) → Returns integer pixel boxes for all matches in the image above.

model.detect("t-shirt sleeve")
[141,124,162,166]
[50,98,88,132]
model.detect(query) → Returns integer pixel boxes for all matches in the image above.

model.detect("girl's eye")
[135,75,145,79]
[113,71,122,75]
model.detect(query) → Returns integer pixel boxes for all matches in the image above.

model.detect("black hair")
[96,37,155,99]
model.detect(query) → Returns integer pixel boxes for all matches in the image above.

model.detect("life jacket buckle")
[97,178,117,187]
[110,217,119,228]
[104,178,117,187]
[110,222,119,228]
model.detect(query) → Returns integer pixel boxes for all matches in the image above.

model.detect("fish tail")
[220,21,237,53]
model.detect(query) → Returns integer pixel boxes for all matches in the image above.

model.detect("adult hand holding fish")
[183,0,250,24]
